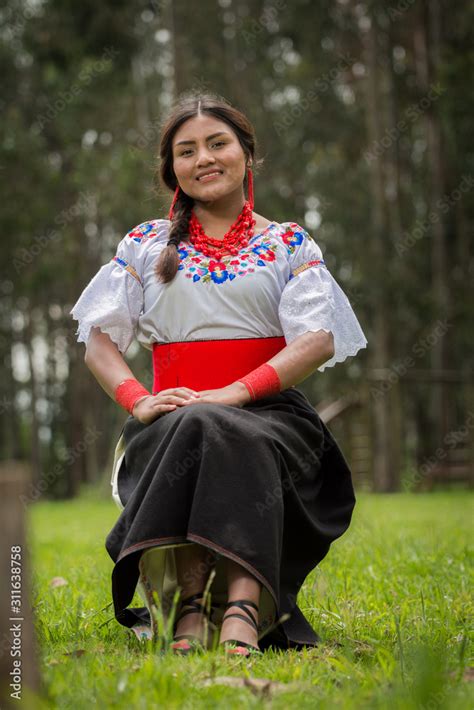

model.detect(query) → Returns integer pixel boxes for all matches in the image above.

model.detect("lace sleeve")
[278,224,368,371]
[70,235,144,355]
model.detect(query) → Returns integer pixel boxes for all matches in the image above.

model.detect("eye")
[178,140,225,157]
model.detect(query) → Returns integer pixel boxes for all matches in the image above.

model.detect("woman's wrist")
[131,394,153,416]
[231,380,253,405]
[115,379,151,415]
[235,363,281,402]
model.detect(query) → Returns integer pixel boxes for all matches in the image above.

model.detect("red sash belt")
[152,337,286,393]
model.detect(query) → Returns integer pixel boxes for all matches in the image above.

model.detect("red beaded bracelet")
[237,363,281,401]
[115,379,151,415]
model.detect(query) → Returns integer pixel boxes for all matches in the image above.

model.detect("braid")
[154,189,194,283]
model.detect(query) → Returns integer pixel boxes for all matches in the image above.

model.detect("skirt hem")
[111,532,279,640]
[187,531,279,610]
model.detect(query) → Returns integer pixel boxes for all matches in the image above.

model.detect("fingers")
[137,389,205,423]
[157,387,200,399]
[140,394,214,423]
[140,403,177,424]
[180,387,199,397]
[151,394,193,406]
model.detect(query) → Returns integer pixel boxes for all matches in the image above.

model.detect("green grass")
[27,489,473,709]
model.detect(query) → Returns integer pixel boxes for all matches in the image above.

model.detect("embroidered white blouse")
[70,219,368,372]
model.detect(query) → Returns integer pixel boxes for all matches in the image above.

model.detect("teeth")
[198,172,221,180]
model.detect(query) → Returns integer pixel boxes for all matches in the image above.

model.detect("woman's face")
[171,114,248,204]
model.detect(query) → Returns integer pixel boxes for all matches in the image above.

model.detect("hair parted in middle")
[154,90,263,284]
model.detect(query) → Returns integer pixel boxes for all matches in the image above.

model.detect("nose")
[195,146,216,166]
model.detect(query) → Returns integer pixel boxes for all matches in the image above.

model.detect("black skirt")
[105,387,356,650]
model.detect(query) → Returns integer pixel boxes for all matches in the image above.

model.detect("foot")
[173,609,208,644]
[219,602,259,649]
[172,592,212,651]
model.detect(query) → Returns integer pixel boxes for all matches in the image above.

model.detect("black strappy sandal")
[171,591,215,655]
[220,599,263,656]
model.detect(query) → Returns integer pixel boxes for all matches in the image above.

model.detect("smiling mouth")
[197,171,223,181]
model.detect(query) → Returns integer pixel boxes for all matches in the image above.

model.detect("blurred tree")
[1,0,472,496]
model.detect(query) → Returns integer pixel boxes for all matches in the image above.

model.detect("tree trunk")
[362,13,397,491]
[414,0,451,455]
[25,313,42,489]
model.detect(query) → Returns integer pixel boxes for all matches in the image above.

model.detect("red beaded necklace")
[188,200,256,259]
[168,168,256,260]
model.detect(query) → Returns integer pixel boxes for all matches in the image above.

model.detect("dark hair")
[154,91,263,283]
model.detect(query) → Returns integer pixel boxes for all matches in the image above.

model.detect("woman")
[70,92,367,656]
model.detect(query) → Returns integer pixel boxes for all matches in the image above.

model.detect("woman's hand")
[132,383,251,423]
[179,382,251,408]
[132,387,201,425]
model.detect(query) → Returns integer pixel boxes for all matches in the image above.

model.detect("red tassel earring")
[168,185,180,220]
[247,167,254,211]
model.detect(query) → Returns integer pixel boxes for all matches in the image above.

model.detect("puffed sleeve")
[278,224,368,372]
[70,230,144,355]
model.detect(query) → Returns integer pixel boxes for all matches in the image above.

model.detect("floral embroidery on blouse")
[280,223,306,254]
[121,219,324,286]
[127,221,158,243]
[176,235,279,284]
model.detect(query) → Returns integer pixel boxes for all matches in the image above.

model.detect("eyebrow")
[174,131,230,147]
